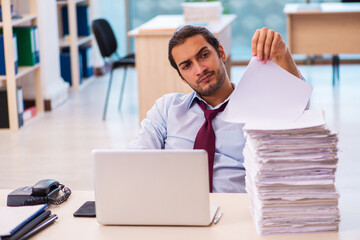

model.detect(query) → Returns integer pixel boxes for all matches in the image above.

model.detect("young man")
[128,26,303,193]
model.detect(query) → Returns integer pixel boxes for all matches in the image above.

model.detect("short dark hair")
[168,25,221,78]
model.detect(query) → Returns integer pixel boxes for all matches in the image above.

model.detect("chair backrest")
[92,19,117,58]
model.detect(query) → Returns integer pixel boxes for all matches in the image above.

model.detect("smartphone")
[73,201,96,217]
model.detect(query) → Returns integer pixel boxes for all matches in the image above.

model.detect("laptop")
[92,149,218,226]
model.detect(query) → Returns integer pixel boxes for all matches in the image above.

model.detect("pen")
[214,208,223,224]
[18,214,58,240]
[8,210,51,240]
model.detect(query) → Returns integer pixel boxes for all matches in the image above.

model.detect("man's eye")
[182,63,191,70]
[200,52,209,58]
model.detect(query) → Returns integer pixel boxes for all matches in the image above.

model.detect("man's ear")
[218,45,226,62]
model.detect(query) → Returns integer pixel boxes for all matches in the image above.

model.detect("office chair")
[92,18,135,120]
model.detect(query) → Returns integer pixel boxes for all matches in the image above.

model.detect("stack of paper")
[181,2,222,22]
[243,110,340,235]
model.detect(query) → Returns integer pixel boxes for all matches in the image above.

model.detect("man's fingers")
[256,27,268,61]
[251,29,260,56]
[252,27,285,63]
[270,32,280,60]
[263,30,274,63]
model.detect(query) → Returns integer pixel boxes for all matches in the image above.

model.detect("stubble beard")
[186,63,226,97]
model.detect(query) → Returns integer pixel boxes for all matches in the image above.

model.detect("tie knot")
[197,99,228,121]
[204,110,220,121]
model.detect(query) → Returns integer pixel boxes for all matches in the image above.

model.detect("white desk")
[1,190,359,239]
[128,15,236,122]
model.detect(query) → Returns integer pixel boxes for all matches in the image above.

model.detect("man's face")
[171,34,226,97]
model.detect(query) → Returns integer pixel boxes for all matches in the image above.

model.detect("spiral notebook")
[0,204,48,237]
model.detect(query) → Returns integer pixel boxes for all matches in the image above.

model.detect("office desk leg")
[332,55,340,86]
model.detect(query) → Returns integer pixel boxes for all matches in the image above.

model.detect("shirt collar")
[187,86,234,110]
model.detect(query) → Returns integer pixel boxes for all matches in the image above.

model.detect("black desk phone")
[7,179,72,206]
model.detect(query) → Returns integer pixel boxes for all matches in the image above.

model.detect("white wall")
[102,0,128,57]
[36,0,69,108]
[91,0,128,66]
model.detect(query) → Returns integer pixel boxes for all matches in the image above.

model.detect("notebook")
[92,149,218,226]
[0,204,48,237]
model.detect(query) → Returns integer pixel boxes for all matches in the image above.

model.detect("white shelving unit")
[57,0,93,90]
[0,0,44,130]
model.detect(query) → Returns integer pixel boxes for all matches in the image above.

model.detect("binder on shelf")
[12,27,37,66]
[79,45,93,78]
[0,87,24,128]
[33,26,40,63]
[0,87,10,128]
[0,34,18,75]
[62,5,90,37]
[77,5,90,36]
[17,86,24,127]
[60,51,83,86]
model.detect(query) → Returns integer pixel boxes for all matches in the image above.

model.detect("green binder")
[2,27,36,66]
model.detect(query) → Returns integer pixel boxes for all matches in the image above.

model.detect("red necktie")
[193,99,228,192]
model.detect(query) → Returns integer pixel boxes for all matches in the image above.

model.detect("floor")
[0,64,359,197]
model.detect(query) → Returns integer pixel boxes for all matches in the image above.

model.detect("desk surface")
[284,3,360,14]
[128,14,236,37]
[1,190,359,239]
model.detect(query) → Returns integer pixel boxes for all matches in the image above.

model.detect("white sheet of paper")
[243,109,326,131]
[220,57,313,124]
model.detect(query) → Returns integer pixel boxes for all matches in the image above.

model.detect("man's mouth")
[198,72,215,84]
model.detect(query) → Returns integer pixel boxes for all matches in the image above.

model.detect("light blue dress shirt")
[128,91,246,193]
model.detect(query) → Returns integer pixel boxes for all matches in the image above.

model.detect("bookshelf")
[0,14,37,27]
[57,0,93,90]
[0,0,44,130]
[0,64,40,81]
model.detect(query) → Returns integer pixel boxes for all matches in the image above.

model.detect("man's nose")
[194,62,206,76]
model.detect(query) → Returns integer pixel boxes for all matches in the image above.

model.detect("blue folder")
[62,5,90,36]
[0,34,18,75]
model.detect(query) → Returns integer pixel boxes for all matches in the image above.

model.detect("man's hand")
[251,27,287,64]
[251,27,301,78]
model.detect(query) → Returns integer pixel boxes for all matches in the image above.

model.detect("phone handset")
[7,179,72,206]
[32,179,60,197]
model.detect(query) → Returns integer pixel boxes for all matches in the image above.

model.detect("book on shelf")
[79,45,93,78]
[23,106,37,124]
[0,86,25,128]
[0,87,10,128]
[17,86,24,127]
[0,34,18,75]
